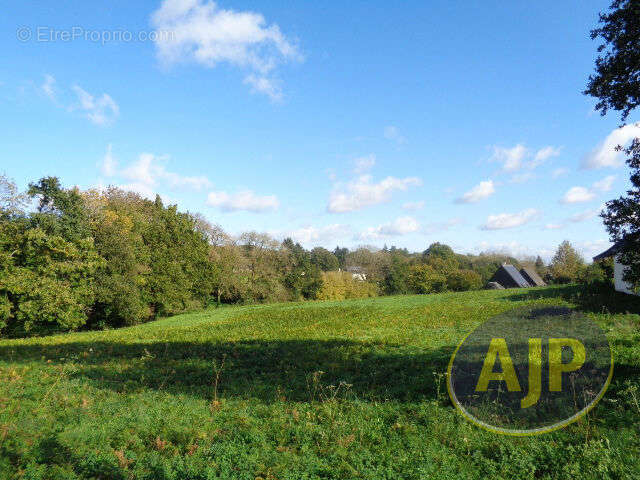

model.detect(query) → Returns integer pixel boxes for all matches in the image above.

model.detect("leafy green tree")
[28,177,92,243]
[447,269,482,292]
[579,258,614,289]
[585,0,640,120]
[1,177,102,335]
[282,238,322,300]
[238,232,289,302]
[585,0,640,289]
[423,242,456,260]
[408,264,447,294]
[84,188,151,327]
[310,247,339,272]
[0,174,27,217]
[144,196,212,316]
[381,253,411,295]
[550,241,585,284]
[333,246,349,269]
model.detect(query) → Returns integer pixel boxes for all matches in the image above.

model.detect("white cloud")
[402,200,425,211]
[561,186,595,204]
[481,208,539,230]
[360,216,419,240]
[119,182,157,199]
[159,169,212,189]
[284,224,351,245]
[353,154,376,174]
[544,204,606,230]
[41,74,56,101]
[328,174,422,213]
[71,85,119,126]
[243,74,282,101]
[383,125,406,144]
[509,172,536,184]
[151,0,301,99]
[532,146,561,166]
[560,175,616,204]
[490,144,562,172]
[106,151,211,199]
[592,175,616,193]
[552,167,569,179]
[582,123,640,169]
[456,180,495,203]
[207,189,279,212]
[576,239,611,260]
[568,204,605,223]
[121,153,157,186]
[100,144,117,177]
[490,144,527,172]
[424,217,463,234]
[472,241,555,261]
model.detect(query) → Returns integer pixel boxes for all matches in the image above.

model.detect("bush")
[316,271,378,300]
[578,259,614,291]
[447,269,483,291]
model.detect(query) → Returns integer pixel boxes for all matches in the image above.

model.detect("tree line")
[0,175,607,337]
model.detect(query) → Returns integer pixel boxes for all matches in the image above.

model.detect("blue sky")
[2,0,637,260]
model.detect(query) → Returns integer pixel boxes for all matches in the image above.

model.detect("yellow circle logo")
[447,307,613,435]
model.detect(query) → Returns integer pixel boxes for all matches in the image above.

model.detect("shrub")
[578,259,614,291]
[316,271,378,300]
[447,269,483,291]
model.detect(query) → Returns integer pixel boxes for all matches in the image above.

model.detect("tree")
[550,241,585,284]
[423,242,456,260]
[310,247,339,272]
[282,238,322,300]
[28,177,92,243]
[381,253,411,295]
[585,0,640,289]
[0,175,27,217]
[1,177,102,335]
[333,247,349,269]
[408,264,447,294]
[584,0,640,121]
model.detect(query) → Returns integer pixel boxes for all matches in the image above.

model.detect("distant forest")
[0,176,610,337]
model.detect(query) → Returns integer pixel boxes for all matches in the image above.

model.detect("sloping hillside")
[0,286,638,479]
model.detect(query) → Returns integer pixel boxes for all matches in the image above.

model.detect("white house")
[593,242,638,295]
[344,266,367,281]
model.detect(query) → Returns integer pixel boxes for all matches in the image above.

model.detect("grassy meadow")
[0,285,638,479]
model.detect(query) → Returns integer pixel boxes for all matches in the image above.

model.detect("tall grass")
[0,285,637,479]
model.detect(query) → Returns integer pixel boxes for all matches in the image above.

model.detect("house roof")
[489,264,532,288]
[593,241,623,262]
[520,266,546,287]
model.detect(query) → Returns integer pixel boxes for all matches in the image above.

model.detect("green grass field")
[0,285,638,479]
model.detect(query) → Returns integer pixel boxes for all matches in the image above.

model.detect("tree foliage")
[0,177,575,337]
[585,0,640,120]
[585,0,640,289]
[550,241,585,284]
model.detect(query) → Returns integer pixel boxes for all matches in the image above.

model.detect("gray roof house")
[488,264,531,289]
[520,267,546,287]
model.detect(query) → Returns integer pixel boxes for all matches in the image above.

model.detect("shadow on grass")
[0,339,455,403]
[503,284,640,315]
